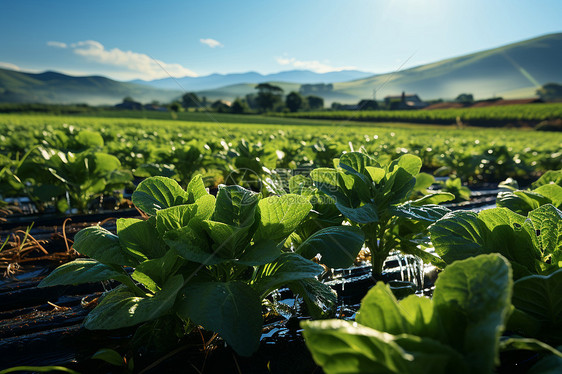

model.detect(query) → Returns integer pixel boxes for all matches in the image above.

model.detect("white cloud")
[47,41,67,48]
[53,40,198,80]
[0,61,20,71]
[276,57,356,73]
[200,38,223,48]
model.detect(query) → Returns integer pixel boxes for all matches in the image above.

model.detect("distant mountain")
[131,70,373,91]
[0,69,181,105]
[332,32,562,103]
[195,33,562,104]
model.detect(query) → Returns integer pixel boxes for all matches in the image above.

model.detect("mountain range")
[130,70,373,91]
[1,33,561,105]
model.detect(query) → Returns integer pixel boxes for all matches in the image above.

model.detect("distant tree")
[169,101,182,112]
[116,97,142,110]
[211,100,230,113]
[331,102,343,110]
[286,92,304,112]
[182,92,201,109]
[306,95,324,110]
[357,99,378,110]
[537,83,562,102]
[245,93,258,110]
[230,98,249,114]
[255,83,284,112]
[455,93,474,103]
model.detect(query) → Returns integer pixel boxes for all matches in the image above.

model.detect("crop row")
[1,114,561,213]
[279,102,562,126]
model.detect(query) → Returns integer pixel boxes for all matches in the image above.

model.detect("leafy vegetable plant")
[306,152,453,276]
[39,175,333,356]
[438,175,471,202]
[497,169,562,215]
[32,147,133,212]
[429,204,562,279]
[302,254,517,374]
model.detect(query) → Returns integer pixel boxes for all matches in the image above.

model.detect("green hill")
[0,69,182,105]
[332,33,562,103]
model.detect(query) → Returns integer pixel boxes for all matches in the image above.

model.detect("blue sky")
[0,0,560,81]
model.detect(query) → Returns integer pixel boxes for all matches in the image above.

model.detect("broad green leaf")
[164,226,227,265]
[429,208,540,277]
[132,176,188,216]
[310,168,349,204]
[511,269,562,344]
[117,218,165,260]
[176,281,262,357]
[395,154,422,177]
[289,174,313,194]
[84,275,183,330]
[534,184,562,208]
[336,202,378,224]
[397,295,436,337]
[92,152,121,174]
[296,226,365,269]
[302,319,412,374]
[132,250,183,292]
[287,278,337,319]
[237,240,283,266]
[76,130,104,148]
[526,204,562,262]
[91,348,124,367]
[186,174,208,202]
[532,170,562,189]
[366,166,386,184]
[74,226,136,266]
[392,335,469,374]
[356,282,411,335]
[252,252,323,297]
[38,259,129,287]
[500,337,562,357]
[410,192,455,206]
[201,220,254,258]
[497,190,550,216]
[432,254,512,374]
[253,194,312,242]
[429,211,486,262]
[339,152,376,175]
[213,185,259,227]
[155,204,196,236]
[478,208,541,274]
[390,203,450,223]
[382,166,417,206]
[413,173,435,191]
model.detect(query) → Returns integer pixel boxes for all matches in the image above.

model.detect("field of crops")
[1,112,562,373]
[2,113,561,206]
[280,102,562,126]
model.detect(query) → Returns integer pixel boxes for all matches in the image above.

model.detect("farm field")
[279,102,562,126]
[1,112,562,373]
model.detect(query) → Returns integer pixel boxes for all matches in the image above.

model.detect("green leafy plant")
[302,253,562,374]
[39,175,334,356]
[430,204,562,348]
[438,175,471,202]
[429,204,562,279]
[497,169,562,215]
[306,152,453,276]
